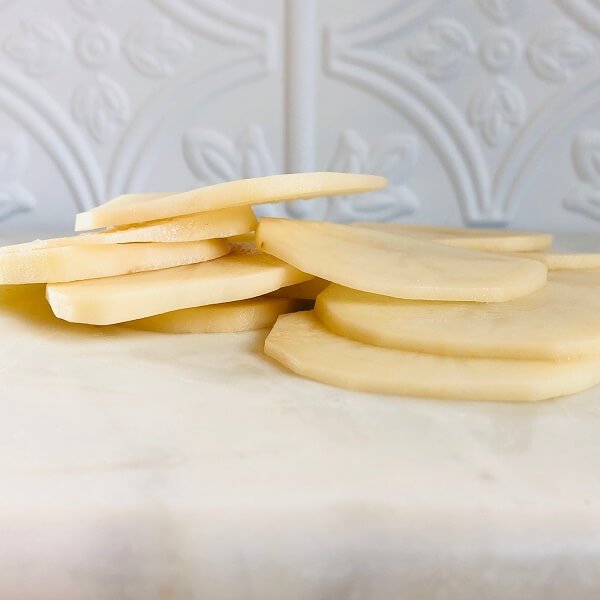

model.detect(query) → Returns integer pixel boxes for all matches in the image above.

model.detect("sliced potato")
[47,243,311,325]
[255,218,547,302]
[228,232,256,244]
[271,278,329,300]
[0,239,229,284]
[75,173,387,231]
[102,192,170,207]
[0,206,256,252]
[0,283,51,320]
[354,223,553,252]
[316,271,600,360]
[507,252,600,271]
[265,312,600,402]
[124,296,305,333]
[550,269,600,285]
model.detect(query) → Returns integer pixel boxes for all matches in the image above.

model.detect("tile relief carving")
[468,78,526,147]
[0,0,597,228]
[407,19,475,81]
[327,0,600,225]
[564,130,600,220]
[4,18,71,77]
[527,21,593,82]
[0,0,277,222]
[326,130,419,222]
[72,74,130,143]
[75,24,119,69]
[125,17,191,78]
[0,133,36,220]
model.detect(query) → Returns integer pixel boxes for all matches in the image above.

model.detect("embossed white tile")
[0,0,598,232]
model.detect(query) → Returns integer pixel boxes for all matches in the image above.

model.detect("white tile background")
[0,0,599,232]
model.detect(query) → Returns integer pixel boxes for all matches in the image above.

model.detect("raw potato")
[228,232,256,244]
[75,173,387,231]
[103,192,170,207]
[354,223,553,252]
[316,271,600,360]
[47,243,311,325]
[0,206,256,251]
[551,269,600,285]
[0,239,229,284]
[265,312,600,403]
[544,253,600,270]
[124,296,305,333]
[0,283,52,321]
[255,218,547,302]
[507,252,600,271]
[272,278,329,300]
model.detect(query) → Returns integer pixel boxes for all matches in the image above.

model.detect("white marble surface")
[1,235,600,599]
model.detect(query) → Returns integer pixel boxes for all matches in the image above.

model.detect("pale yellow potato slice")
[75,173,387,231]
[227,232,256,244]
[507,252,600,271]
[47,243,311,325]
[265,312,600,403]
[0,206,256,252]
[271,278,329,300]
[103,192,170,207]
[0,283,51,321]
[124,296,305,334]
[255,218,547,302]
[550,269,600,285]
[353,222,553,252]
[0,239,229,285]
[316,271,600,360]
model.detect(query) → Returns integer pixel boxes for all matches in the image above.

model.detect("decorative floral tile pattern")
[0,0,598,231]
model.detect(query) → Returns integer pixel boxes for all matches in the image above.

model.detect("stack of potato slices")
[0,173,384,332]
[257,219,600,403]
[2,172,600,403]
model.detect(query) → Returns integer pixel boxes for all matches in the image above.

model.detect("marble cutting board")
[0,236,600,600]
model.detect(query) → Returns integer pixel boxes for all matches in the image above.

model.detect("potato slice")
[0,239,229,284]
[227,232,256,244]
[47,243,311,325]
[103,192,170,207]
[124,296,305,333]
[316,271,600,360]
[551,269,600,285]
[353,223,553,252]
[0,206,256,252]
[507,252,600,271]
[265,312,600,402]
[271,278,329,300]
[0,283,51,320]
[75,173,386,231]
[255,218,547,302]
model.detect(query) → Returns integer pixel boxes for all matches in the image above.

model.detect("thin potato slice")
[255,218,547,302]
[0,206,256,252]
[507,252,600,271]
[0,239,229,284]
[75,173,386,231]
[103,192,170,207]
[265,312,600,403]
[316,271,600,360]
[228,232,256,244]
[0,283,51,320]
[353,223,553,252]
[124,296,305,333]
[271,278,329,300]
[550,269,600,285]
[47,244,311,325]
